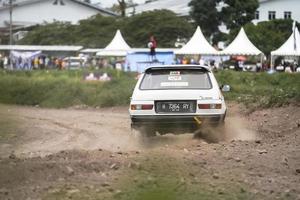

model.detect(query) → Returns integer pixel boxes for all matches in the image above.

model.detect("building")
[128,0,300,23]
[127,0,190,16]
[0,0,117,32]
[253,0,300,24]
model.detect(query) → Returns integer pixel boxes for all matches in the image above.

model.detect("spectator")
[45,57,50,68]
[34,57,39,69]
[148,35,157,61]
[3,56,8,69]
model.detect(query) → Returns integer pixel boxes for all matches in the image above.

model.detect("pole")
[260,54,263,71]
[270,55,273,71]
[9,0,13,70]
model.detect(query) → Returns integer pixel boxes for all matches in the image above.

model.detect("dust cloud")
[1,105,257,157]
[223,116,257,141]
[193,114,257,143]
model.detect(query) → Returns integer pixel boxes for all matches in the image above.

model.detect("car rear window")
[140,69,212,90]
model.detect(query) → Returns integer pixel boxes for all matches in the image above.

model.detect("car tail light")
[198,104,222,109]
[131,104,153,110]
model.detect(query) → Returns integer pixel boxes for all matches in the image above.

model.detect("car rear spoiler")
[145,65,210,73]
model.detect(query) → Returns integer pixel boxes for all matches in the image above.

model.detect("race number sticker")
[170,71,181,75]
[168,76,182,81]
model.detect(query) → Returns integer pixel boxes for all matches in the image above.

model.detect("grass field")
[215,70,300,108]
[0,69,136,108]
[0,69,299,109]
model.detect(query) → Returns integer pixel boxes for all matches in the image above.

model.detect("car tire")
[131,125,156,137]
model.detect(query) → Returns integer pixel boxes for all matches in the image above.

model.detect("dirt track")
[0,103,299,199]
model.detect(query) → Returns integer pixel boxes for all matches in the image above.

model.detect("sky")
[91,0,146,8]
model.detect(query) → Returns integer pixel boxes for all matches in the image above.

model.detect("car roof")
[145,64,211,73]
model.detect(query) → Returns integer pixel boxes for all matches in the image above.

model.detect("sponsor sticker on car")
[160,82,189,87]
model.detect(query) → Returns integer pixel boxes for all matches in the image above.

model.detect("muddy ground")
[0,103,299,200]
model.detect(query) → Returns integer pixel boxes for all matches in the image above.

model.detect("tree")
[189,0,259,43]
[18,21,77,45]
[122,10,194,47]
[75,15,120,47]
[188,0,220,41]
[227,19,299,55]
[18,10,193,48]
[110,0,135,17]
[221,0,259,30]
[18,15,120,47]
[118,0,126,17]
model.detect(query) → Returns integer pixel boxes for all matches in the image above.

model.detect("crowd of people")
[0,54,70,70]
[275,60,300,73]
[174,56,224,71]
[1,51,299,73]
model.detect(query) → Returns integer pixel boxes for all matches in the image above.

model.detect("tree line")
[16,0,300,55]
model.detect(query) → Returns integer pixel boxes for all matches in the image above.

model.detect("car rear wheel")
[131,125,157,137]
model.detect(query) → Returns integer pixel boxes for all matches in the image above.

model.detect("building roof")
[80,48,103,53]
[127,0,271,16]
[259,0,275,3]
[127,0,190,16]
[0,0,117,16]
[175,26,219,55]
[0,45,83,51]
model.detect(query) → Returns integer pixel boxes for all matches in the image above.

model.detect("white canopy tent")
[175,26,219,55]
[271,26,300,68]
[220,28,263,56]
[96,30,131,56]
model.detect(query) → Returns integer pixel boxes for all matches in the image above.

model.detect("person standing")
[3,55,8,69]
[148,35,157,61]
[34,57,39,69]
[45,56,50,69]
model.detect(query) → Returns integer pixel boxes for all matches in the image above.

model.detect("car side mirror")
[220,85,230,92]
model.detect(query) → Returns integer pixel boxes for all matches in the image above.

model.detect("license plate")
[155,101,196,113]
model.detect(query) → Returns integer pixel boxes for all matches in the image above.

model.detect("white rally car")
[129,65,229,135]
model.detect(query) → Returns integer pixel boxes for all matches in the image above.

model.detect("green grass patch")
[215,70,300,109]
[0,69,299,109]
[0,69,137,108]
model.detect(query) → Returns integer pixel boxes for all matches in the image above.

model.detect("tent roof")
[175,26,218,55]
[0,45,83,51]
[104,30,131,51]
[96,30,131,56]
[220,28,263,56]
[271,27,300,56]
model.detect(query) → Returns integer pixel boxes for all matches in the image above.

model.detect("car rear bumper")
[131,114,225,127]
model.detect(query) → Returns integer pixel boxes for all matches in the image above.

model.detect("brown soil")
[0,103,299,200]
